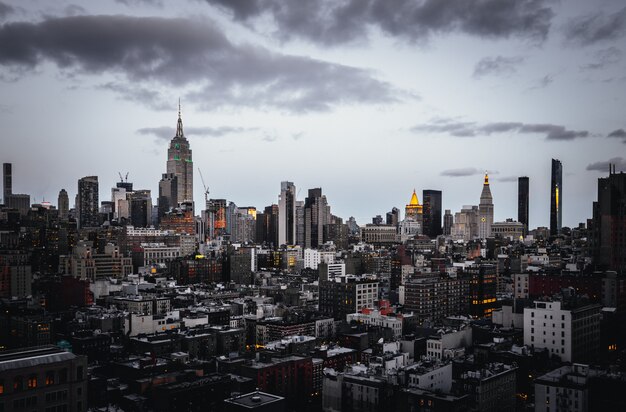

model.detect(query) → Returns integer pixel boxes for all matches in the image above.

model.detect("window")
[45,371,55,386]
[27,376,37,389]
[77,367,83,380]
[0,379,4,395]
[13,377,22,392]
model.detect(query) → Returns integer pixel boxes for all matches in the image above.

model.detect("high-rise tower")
[278,181,296,246]
[78,176,99,229]
[478,173,494,239]
[550,159,563,236]
[3,163,11,202]
[166,103,193,209]
[304,188,331,249]
[58,189,69,221]
[405,190,423,221]
[518,176,529,234]
[423,189,442,237]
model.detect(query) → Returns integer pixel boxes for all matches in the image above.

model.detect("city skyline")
[1,0,625,227]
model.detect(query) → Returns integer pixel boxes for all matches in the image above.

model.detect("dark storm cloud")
[0,15,400,112]
[581,47,622,70]
[564,6,626,46]
[608,128,626,138]
[473,56,524,78]
[137,126,253,140]
[412,119,590,141]
[497,176,520,182]
[441,168,481,177]
[586,157,626,172]
[204,0,554,45]
[0,2,13,20]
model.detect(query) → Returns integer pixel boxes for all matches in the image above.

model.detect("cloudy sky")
[0,0,624,228]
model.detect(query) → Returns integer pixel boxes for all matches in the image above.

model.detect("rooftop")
[224,391,284,408]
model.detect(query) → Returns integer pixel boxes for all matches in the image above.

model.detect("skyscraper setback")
[166,105,193,210]
[518,176,529,234]
[550,159,563,236]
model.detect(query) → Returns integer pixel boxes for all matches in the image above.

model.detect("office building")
[478,173,494,239]
[452,205,478,240]
[523,300,601,363]
[2,162,31,215]
[58,189,69,221]
[129,190,152,228]
[592,167,626,272]
[422,189,442,237]
[278,181,296,246]
[319,275,379,320]
[518,176,529,234]
[2,162,10,201]
[550,158,563,236]
[158,172,178,222]
[443,209,453,235]
[77,176,99,229]
[386,207,400,226]
[166,104,193,207]
[304,188,331,249]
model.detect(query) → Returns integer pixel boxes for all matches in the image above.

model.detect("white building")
[426,327,472,360]
[140,242,181,267]
[534,364,595,412]
[303,248,335,269]
[346,310,403,338]
[406,360,453,393]
[124,311,181,336]
[523,301,601,363]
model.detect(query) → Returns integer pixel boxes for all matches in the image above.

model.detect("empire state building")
[166,105,193,207]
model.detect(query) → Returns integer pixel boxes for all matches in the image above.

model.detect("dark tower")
[518,177,529,234]
[78,176,99,229]
[3,163,11,202]
[592,164,626,272]
[550,159,562,236]
[423,190,443,237]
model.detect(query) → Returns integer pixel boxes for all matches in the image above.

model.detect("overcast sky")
[1,0,625,228]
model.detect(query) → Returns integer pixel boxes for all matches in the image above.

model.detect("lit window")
[27,376,37,389]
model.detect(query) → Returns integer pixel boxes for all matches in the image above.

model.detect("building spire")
[484,171,489,185]
[175,98,184,138]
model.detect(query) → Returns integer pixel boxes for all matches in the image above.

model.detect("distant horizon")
[1,0,624,229]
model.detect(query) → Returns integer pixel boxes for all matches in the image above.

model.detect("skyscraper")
[77,176,99,229]
[550,159,563,236]
[130,190,152,228]
[405,190,423,221]
[518,176,529,234]
[386,207,399,226]
[304,188,330,249]
[3,163,11,202]
[166,104,193,208]
[443,209,453,236]
[422,189,442,237]
[591,165,625,272]
[478,173,494,239]
[58,189,69,221]
[158,173,178,222]
[278,181,296,246]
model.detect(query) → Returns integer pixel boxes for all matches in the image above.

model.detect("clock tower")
[478,173,494,239]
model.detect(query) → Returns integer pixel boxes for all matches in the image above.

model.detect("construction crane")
[198,168,210,207]
[118,172,129,183]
